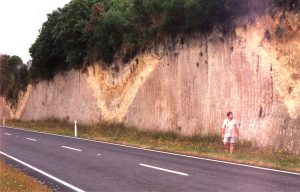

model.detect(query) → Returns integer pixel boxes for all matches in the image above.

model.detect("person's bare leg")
[224,143,229,152]
[230,143,235,154]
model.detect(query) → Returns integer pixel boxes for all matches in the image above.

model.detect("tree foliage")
[0,55,28,106]
[30,0,92,80]
[29,0,297,80]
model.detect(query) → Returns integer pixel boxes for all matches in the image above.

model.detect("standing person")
[221,112,239,154]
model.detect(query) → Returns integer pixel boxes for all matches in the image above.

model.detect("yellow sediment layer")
[14,85,32,119]
[87,54,160,122]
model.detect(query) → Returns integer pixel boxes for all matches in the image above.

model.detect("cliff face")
[0,97,13,120]
[123,12,300,154]
[9,12,300,153]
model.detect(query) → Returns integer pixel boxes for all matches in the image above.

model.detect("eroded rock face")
[12,12,300,153]
[20,70,101,124]
[124,13,300,153]
[0,97,12,120]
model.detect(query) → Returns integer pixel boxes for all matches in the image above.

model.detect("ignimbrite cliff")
[3,12,299,153]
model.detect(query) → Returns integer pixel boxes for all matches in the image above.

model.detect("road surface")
[0,126,299,192]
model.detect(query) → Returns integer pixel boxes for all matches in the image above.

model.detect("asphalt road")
[0,126,299,192]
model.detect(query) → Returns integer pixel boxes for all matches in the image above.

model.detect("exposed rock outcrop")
[6,12,300,153]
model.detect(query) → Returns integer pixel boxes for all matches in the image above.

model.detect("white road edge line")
[2,126,300,176]
[0,151,85,192]
[61,146,82,152]
[26,138,37,142]
[140,163,189,176]
[4,133,12,136]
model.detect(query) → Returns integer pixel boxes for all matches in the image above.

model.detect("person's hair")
[227,112,233,117]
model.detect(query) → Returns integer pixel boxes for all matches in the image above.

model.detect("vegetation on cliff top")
[29,0,299,81]
[0,54,29,106]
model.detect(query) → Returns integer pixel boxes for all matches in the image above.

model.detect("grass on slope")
[0,160,51,192]
[6,119,300,172]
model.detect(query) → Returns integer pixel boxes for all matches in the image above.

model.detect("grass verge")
[0,160,51,192]
[6,119,300,172]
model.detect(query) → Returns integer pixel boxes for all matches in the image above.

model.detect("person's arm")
[221,120,226,138]
[221,127,225,138]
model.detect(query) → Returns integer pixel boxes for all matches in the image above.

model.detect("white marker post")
[2,118,5,126]
[74,121,77,137]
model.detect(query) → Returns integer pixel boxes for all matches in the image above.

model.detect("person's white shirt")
[222,119,238,138]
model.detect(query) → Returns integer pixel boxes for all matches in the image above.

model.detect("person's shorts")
[223,137,237,144]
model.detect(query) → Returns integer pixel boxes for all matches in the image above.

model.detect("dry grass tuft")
[0,160,51,192]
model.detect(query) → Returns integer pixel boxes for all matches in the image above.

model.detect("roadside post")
[2,118,5,126]
[74,121,77,137]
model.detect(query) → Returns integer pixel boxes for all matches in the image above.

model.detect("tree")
[29,0,92,80]
[29,0,290,78]
[0,54,28,106]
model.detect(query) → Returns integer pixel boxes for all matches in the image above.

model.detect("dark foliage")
[0,55,28,106]
[29,0,298,80]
